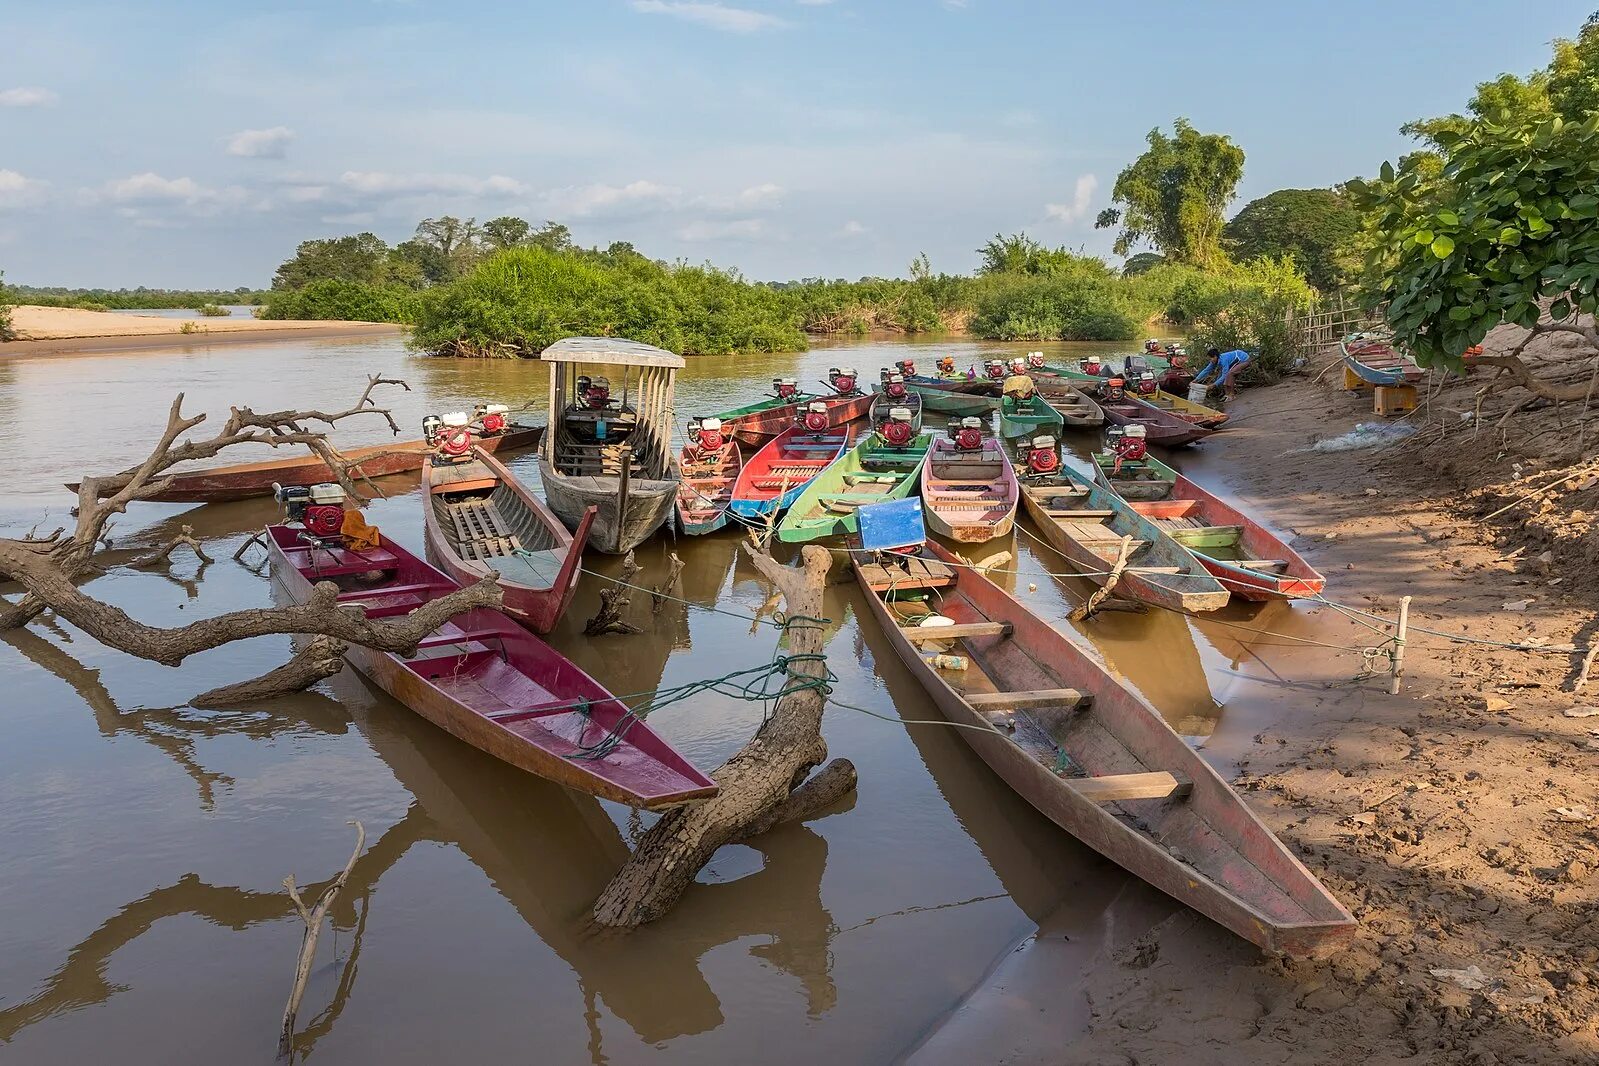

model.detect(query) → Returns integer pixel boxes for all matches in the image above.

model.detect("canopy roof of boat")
[541,336,685,369]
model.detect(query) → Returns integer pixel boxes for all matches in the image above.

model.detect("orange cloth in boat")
[340,510,382,551]
[1002,373,1036,399]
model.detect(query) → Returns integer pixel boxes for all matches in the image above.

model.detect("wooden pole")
[1390,595,1411,695]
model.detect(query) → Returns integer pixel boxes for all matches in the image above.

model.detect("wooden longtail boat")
[921,431,1019,542]
[1094,455,1326,601]
[851,540,1354,956]
[675,422,743,536]
[265,526,717,810]
[999,392,1066,440]
[713,395,808,448]
[422,448,593,634]
[776,425,932,543]
[1341,333,1423,386]
[903,379,997,416]
[539,337,682,555]
[1019,465,1228,612]
[1100,400,1213,447]
[728,422,850,522]
[1130,390,1229,429]
[1090,452,1177,501]
[70,423,544,504]
[869,381,924,430]
[1032,379,1103,427]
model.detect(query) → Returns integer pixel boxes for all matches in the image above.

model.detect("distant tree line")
[4,285,269,312]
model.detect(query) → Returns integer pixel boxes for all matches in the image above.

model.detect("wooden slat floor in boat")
[447,498,525,560]
[860,556,955,591]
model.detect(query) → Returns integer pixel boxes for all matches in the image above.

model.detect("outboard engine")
[1008,357,1029,376]
[1145,338,1161,353]
[949,417,985,451]
[1134,370,1158,396]
[896,358,917,378]
[275,482,347,539]
[1027,351,1046,370]
[801,400,831,433]
[772,377,800,400]
[421,414,443,446]
[433,411,474,461]
[1082,356,1104,377]
[884,372,909,400]
[1124,355,1150,378]
[1106,423,1147,470]
[687,416,725,454]
[474,403,509,435]
[876,406,916,447]
[829,366,859,396]
[1101,377,1127,403]
[936,356,955,376]
[1019,434,1060,477]
[577,375,612,410]
[984,359,1007,381]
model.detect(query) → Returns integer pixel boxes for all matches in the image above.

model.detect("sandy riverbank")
[909,365,1599,1064]
[1,304,404,355]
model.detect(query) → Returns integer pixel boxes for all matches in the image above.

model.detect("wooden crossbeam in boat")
[1067,772,1191,803]
[1125,566,1183,574]
[1238,559,1290,570]
[1045,508,1116,518]
[337,582,435,602]
[413,629,504,649]
[902,621,1012,642]
[965,688,1088,709]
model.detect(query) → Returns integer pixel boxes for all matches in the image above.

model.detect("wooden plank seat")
[901,621,1012,641]
[859,557,956,592]
[1045,508,1116,518]
[413,627,505,649]
[965,688,1088,708]
[1066,772,1191,803]
[337,582,435,602]
[1238,558,1290,570]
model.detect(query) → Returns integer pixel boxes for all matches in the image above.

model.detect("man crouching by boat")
[1193,347,1251,401]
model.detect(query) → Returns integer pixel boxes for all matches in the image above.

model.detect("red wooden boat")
[675,416,743,535]
[1100,401,1212,447]
[715,371,874,448]
[265,523,717,810]
[70,423,545,504]
[421,447,594,634]
[851,539,1355,956]
[728,415,850,521]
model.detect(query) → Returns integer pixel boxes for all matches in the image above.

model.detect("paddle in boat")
[1123,367,1229,428]
[70,408,544,504]
[1014,434,1227,613]
[776,403,931,543]
[675,416,743,536]
[1341,332,1423,386]
[265,486,717,811]
[421,430,593,635]
[1093,452,1326,601]
[848,511,1354,956]
[712,378,812,448]
[539,337,683,555]
[1097,375,1214,448]
[921,416,1019,543]
[870,366,924,429]
[728,402,851,523]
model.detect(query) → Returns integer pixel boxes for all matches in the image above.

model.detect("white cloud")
[337,171,529,197]
[840,219,866,236]
[226,126,294,159]
[544,179,680,217]
[321,211,376,226]
[0,169,49,208]
[729,182,783,209]
[0,87,57,107]
[629,1,788,33]
[106,173,206,202]
[678,218,766,241]
[1044,174,1099,224]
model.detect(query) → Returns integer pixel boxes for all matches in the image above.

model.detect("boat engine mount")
[801,400,831,433]
[433,411,474,461]
[772,377,800,400]
[577,375,612,410]
[984,359,1007,381]
[829,366,859,395]
[1027,351,1046,370]
[1020,434,1060,476]
[949,416,985,451]
[275,481,347,539]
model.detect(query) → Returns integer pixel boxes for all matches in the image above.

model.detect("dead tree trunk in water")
[592,544,857,927]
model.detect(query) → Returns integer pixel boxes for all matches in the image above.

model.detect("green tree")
[1549,15,1599,119]
[0,270,14,341]
[1121,252,1164,277]
[481,216,532,250]
[1223,188,1358,290]
[976,233,1111,277]
[271,233,392,290]
[528,221,574,253]
[1094,118,1246,268]
[1350,109,1599,395]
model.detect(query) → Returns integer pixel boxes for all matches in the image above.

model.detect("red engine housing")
[897,360,916,377]
[696,429,724,451]
[832,374,857,395]
[1102,378,1126,403]
[937,358,955,375]
[439,426,473,458]
[1133,375,1157,395]
[582,386,611,409]
[773,380,798,400]
[954,427,984,450]
[1027,352,1045,369]
[984,362,1006,380]
[802,410,830,432]
[480,412,507,435]
[1112,438,1147,464]
[885,380,907,399]
[1026,448,1059,475]
[878,419,914,446]
[303,504,345,538]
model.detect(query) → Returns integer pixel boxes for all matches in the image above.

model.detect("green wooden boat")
[775,427,933,543]
[1090,451,1178,501]
[999,392,1066,439]
[904,379,997,416]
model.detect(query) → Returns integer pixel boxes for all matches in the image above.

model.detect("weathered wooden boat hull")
[540,458,678,555]
[921,436,1019,543]
[1130,391,1229,429]
[422,448,593,634]
[1019,471,1228,613]
[851,542,1355,956]
[1090,453,1177,502]
[266,526,716,810]
[1101,402,1213,447]
[1032,379,1104,427]
[999,394,1066,440]
[904,380,997,416]
[71,424,545,504]
[675,440,743,536]
[775,432,931,543]
[713,396,808,447]
[1107,456,1326,601]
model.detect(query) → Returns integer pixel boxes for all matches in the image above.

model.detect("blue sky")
[0,1,1592,288]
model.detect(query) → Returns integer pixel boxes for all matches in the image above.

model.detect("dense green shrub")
[1181,257,1316,379]
[260,280,419,324]
[9,287,267,309]
[0,271,13,341]
[968,274,1142,341]
[196,303,231,317]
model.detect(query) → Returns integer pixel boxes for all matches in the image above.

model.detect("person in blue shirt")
[1193,347,1251,400]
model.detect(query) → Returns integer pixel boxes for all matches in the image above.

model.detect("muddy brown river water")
[0,334,1371,1063]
